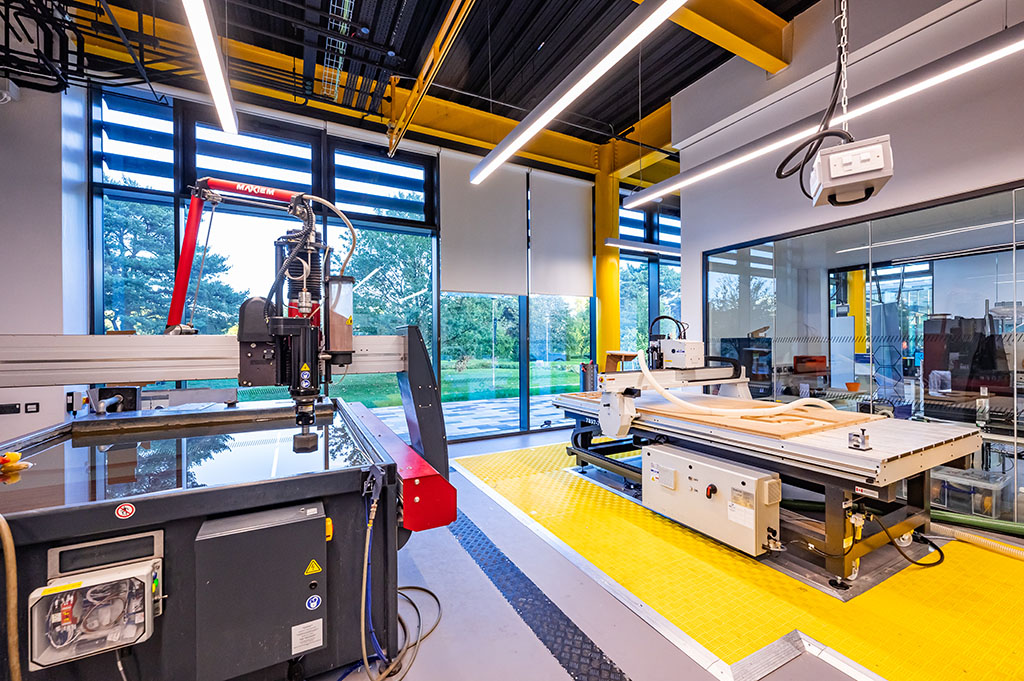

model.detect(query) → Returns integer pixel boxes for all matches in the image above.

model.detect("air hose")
[635,352,836,417]
[780,500,1024,561]
[0,512,22,681]
[930,523,1024,561]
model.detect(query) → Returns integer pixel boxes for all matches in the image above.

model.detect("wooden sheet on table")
[564,392,884,440]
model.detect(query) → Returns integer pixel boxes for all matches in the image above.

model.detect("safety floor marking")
[448,509,630,681]
[456,444,1024,681]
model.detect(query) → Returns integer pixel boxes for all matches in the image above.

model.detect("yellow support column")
[848,269,867,354]
[596,144,621,369]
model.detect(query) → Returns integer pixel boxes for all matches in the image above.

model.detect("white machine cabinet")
[642,444,782,556]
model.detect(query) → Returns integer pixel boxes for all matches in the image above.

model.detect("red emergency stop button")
[706,484,718,499]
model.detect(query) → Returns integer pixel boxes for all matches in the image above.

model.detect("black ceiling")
[432,0,821,142]
[10,0,819,145]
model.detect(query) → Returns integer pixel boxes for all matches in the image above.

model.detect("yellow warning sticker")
[304,559,323,576]
[300,363,310,372]
[42,581,82,596]
[346,316,353,325]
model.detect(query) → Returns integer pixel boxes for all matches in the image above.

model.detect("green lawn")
[186,360,582,408]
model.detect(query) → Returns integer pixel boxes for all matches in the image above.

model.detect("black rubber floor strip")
[448,509,630,681]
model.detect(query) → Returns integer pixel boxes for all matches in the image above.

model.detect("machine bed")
[553,391,981,486]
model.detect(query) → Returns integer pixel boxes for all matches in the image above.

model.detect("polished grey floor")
[315,431,855,681]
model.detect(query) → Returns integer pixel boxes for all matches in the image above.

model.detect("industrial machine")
[556,328,982,589]
[167,177,361,452]
[0,178,456,681]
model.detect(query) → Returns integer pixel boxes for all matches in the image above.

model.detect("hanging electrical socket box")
[810,135,893,207]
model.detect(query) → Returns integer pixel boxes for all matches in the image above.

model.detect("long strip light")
[605,237,680,258]
[181,0,238,134]
[623,31,1024,209]
[835,219,1014,254]
[470,0,689,185]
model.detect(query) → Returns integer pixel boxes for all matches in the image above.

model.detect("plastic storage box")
[931,466,1014,520]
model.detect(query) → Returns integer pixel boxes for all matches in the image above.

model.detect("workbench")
[554,391,982,582]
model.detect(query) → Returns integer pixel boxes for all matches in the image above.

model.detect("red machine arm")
[166,178,306,329]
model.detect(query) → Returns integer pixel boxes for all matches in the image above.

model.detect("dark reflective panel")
[0,417,368,515]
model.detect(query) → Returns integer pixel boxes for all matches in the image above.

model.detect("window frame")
[88,87,595,441]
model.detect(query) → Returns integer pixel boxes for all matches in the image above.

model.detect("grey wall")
[0,87,89,441]
[674,0,1024,340]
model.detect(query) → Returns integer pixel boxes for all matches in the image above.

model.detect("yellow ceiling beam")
[610,101,674,179]
[388,0,477,155]
[77,4,599,176]
[634,0,791,73]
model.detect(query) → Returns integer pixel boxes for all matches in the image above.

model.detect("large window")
[91,90,594,442]
[440,293,521,437]
[530,295,591,427]
[704,189,1024,522]
[617,202,682,357]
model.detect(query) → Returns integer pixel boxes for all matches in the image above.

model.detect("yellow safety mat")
[458,444,1024,681]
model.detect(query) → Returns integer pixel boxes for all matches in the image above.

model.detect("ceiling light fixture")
[834,219,1014,254]
[181,0,238,135]
[623,29,1024,209]
[470,0,689,185]
[605,237,680,257]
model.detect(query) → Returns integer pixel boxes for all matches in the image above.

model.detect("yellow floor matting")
[458,443,1024,681]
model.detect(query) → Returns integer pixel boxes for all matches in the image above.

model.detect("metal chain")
[839,0,849,130]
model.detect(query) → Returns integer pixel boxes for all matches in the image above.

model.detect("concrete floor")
[315,431,856,681]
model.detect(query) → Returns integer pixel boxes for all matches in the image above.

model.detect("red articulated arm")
[166,177,306,329]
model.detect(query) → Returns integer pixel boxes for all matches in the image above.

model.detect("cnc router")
[556,330,982,586]
[0,178,455,681]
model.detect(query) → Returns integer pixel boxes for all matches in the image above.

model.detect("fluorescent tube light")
[623,31,1024,209]
[605,237,680,257]
[181,0,238,135]
[834,220,1013,254]
[470,0,688,185]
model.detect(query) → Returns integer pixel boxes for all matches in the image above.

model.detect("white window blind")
[439,149,527,295]
[529,170,594,297]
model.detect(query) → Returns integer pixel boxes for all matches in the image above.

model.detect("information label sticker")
[728,488,755,528]
[291,619,323,655]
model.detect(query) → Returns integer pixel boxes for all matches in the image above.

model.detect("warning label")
[291,619,323,655]
[304,559,323,576]
[300,362,310,372]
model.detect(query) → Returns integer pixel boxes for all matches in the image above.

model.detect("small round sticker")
[305,595,322,611]
[115,503,136,519]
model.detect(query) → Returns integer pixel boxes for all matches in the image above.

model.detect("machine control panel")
[642,444,781,556]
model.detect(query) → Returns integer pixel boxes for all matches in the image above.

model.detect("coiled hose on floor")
[635,352,837,417]
[931,523,1024,561]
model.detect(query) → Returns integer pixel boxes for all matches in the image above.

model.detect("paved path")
[372,394,570,440]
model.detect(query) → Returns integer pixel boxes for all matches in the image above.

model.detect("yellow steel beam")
[619,157,679,189]
[595,144,621,366]
[633,0,790,73]
[611,101,674,179]
[77,4,598,176]
[388,0,476,156]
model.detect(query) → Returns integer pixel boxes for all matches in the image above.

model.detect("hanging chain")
[839,0,849,131]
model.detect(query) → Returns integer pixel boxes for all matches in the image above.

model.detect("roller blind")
[439,150,528,295]
[529,170,594,297]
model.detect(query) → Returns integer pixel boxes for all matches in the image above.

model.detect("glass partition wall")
[705,189,1024,523]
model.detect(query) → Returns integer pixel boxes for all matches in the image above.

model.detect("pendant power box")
[642,444,781,556]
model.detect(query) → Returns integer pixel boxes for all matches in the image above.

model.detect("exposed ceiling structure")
[1,0,820,167]
[433,0,818,142]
